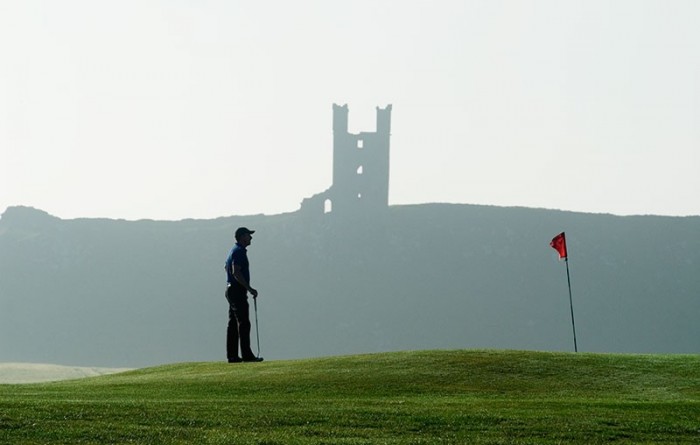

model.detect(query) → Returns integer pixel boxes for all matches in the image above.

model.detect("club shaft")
[254,298,260,358]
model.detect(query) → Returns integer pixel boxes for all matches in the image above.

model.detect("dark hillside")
[1,204,698,367]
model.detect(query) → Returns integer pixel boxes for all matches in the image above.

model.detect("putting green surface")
[1,350,698,444]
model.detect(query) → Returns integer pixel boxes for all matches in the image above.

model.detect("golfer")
[224,227,263,363]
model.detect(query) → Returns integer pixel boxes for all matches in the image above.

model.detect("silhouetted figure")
[224,227,263,363]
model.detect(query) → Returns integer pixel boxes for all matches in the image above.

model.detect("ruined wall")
[301,104,392,216]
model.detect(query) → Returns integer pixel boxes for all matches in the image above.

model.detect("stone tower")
[301,104,392,216]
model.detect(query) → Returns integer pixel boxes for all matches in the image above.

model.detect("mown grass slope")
[1,350,698,444]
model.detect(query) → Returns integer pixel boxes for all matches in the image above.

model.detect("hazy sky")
[1,1,698,220]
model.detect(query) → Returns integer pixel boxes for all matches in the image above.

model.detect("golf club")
[253,297,260,358]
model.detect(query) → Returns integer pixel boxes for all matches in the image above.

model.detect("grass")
[1,350,698,444]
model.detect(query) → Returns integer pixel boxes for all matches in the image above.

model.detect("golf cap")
[235,227,255,240]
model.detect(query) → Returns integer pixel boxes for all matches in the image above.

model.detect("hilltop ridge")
[1,203,698,367]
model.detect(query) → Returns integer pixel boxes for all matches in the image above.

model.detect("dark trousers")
[226,285,255,360]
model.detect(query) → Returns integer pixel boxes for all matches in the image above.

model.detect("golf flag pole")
[550,232,578,353]
[564,256,578,353]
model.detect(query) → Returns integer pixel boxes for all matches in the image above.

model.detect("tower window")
[324,199,332,213]
[357,139,364,149]
[357,165,363,175]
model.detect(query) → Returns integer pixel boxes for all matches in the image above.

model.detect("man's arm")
[233,263,258,298]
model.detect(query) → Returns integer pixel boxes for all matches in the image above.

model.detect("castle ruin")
[301,104,392,216]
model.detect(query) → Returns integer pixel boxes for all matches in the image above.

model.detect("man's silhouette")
[224,227,263,363]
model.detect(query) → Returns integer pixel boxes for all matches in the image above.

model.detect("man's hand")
[249,288,259,299]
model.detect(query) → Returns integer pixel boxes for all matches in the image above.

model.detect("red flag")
[550,232,567,259]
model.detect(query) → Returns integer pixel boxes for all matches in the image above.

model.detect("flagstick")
[565,258,578,353]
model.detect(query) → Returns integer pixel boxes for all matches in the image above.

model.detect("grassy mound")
[1,350,698,444]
